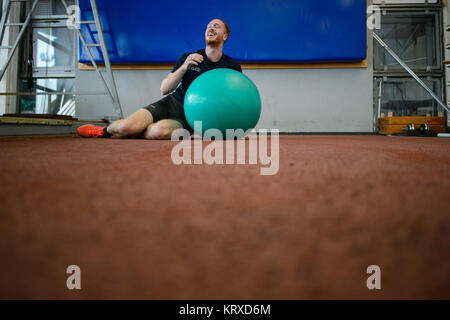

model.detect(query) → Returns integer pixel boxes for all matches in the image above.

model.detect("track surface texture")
[0,134,449,299]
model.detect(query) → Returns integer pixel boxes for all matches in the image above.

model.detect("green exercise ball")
[184,68,261,137]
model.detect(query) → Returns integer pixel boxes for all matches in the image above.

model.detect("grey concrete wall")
[246,65,373,132]
[76,29,374,133]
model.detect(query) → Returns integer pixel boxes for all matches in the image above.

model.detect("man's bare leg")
[143,119,184,140]
[107,109,154,138]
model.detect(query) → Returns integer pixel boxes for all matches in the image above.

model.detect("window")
[17,0,76,115]
[18,78,74,114]
[32,22,76,76]
[33,0,75,18]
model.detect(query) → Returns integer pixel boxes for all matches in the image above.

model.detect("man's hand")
[160,53,204,95]
[183,53,204,70]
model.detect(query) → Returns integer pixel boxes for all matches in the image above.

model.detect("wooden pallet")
[378,112,447,135]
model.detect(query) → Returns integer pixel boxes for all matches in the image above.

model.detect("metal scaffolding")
[373,31,450,114]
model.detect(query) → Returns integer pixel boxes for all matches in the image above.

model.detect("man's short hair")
[217,19,230,36]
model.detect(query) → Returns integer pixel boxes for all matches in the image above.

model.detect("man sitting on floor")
[77,18,242,139]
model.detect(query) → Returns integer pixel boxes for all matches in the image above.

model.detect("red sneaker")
[77,124,107,138]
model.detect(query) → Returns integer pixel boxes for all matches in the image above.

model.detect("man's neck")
[205,45,223,62]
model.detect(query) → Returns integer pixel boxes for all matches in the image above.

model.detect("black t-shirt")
[171,49,242,103]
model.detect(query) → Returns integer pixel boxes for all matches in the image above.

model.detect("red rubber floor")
[0,134,449,299]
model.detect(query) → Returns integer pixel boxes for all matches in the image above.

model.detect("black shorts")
[143,95,193,133]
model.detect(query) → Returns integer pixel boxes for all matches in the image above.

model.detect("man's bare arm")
[160,53,204,95]
[159,66,188,95]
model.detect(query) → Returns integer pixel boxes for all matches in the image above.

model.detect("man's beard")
[206,37,221,47]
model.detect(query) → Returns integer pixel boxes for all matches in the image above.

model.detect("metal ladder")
[373,31,450,114]
[0,0,123,118]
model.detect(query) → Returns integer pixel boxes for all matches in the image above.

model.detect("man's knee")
[115,120,142,136]
[146,125,172,140]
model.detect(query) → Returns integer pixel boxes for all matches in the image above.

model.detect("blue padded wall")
[78,0,367,64]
